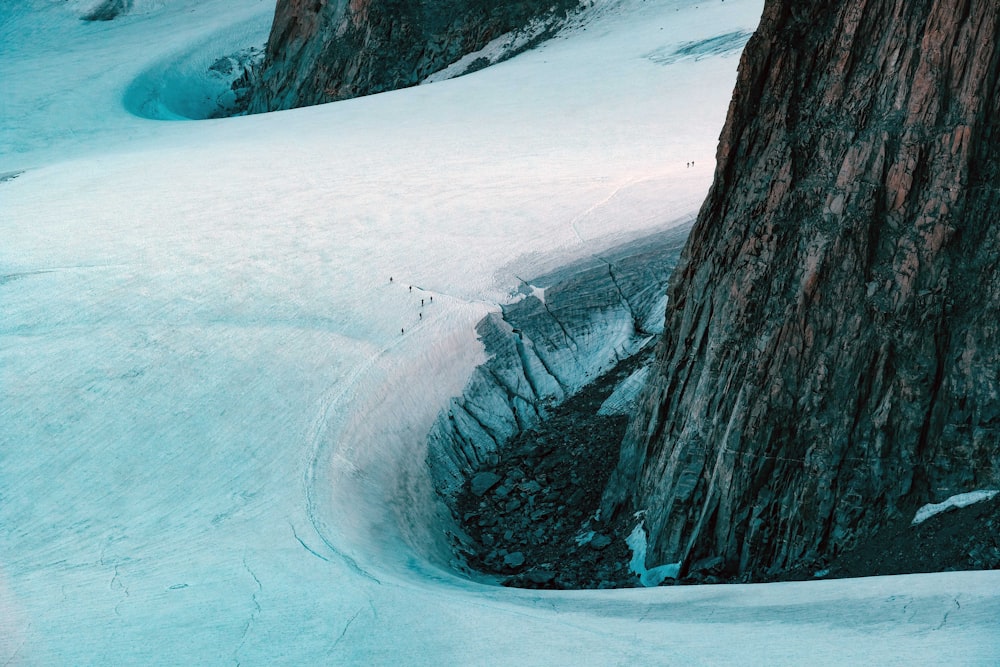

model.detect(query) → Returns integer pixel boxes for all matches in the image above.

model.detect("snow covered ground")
[2,0,999,663]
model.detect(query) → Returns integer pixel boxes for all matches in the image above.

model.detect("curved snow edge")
[912,489,999,525]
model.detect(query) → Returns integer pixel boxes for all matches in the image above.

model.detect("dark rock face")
[248,0,580,112]
[603,0,1000,578]
[780,492,1000,581]
[82,0,131,22]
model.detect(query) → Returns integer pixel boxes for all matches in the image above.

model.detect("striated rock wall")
[248,0,580,112]
[603,0,1000,578]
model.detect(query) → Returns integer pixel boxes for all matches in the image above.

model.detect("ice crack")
[233,555,263,666]
[455,401,501,450]
[331,608,363,651]
[2,624,29,667]
[510,331,554,401]
[518,332,570,395]
[111,563,130,618]
[290,522,330,562]
[537,297,581,355]
[602,261,642,333]
[934,596,961,631]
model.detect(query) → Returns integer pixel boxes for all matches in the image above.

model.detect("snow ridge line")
[935,596,961,631]
[299,330,421,585]
[298,290,489,582]
[2,631,27,667]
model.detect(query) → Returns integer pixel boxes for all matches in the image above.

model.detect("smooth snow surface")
[912,490,1000,525]
[3,0,999,664]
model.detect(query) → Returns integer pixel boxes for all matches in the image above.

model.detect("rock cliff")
[603,0,1000,578]
[248,0,580,112]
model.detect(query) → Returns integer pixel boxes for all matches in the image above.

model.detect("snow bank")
[627,522,681,587]
[912,490,999,525]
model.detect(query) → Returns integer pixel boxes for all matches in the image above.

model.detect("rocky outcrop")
[81,0,131,21]
[603,0,1000,578]
[248,0,581,112]
[454,353,646,590]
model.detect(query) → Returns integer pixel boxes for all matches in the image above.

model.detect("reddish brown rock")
[249,0,579,113]
[603,0,1000,579]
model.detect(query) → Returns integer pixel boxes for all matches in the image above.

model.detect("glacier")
[2,0,999,664]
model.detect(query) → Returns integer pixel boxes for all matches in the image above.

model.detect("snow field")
[2,0,999,663]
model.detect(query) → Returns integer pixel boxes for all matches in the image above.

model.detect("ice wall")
[426,224,690,498]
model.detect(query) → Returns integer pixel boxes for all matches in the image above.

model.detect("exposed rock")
[81,0,131,22]
[597,365,650,416]
[603,0,1000,580]
[688,555,725,576]
[523,569,557,585]
[589,534,612,550]
[772,491,1000,581]
[247,0,582,113]
[454,331,1000,589]
[208,47,266,119]
[503,551,526,569]
[470,471,502,497]
[455,350,648,589]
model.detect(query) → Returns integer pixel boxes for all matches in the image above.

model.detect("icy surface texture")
[2,0,999,664]
[427,226,687,494]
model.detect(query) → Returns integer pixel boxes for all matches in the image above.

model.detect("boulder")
[470,472,502,497]
[503,551,525,570]
[248,0,580,112]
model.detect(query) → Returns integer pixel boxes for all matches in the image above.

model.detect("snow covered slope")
[2,0,998,664]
